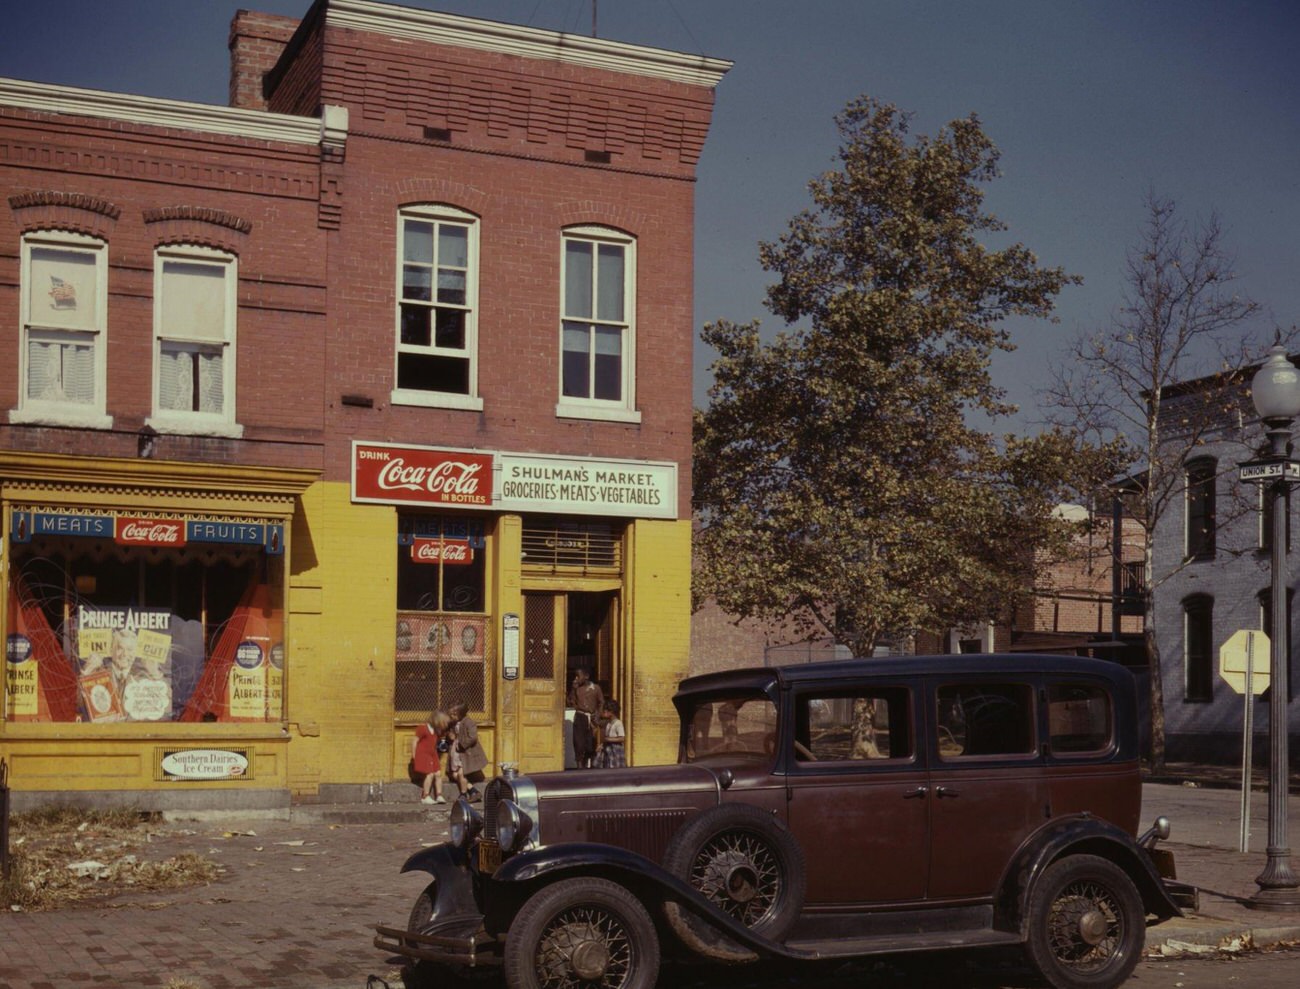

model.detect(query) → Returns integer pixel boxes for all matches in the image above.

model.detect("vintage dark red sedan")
[375,654,1192,989]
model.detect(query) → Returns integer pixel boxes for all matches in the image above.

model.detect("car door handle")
[903,786,928,799]
[935,785,960,798]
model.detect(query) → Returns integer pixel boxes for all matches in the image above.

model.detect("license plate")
[478,841,502,875]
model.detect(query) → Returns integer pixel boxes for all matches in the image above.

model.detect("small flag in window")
[49,275,78,309]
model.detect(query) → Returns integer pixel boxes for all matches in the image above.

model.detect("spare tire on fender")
[661,803,806,963]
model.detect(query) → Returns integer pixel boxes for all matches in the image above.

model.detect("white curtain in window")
[27,337,93,403]
[197,350,223,413]
[159,347,224,413]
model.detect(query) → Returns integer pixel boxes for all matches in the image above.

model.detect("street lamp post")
[1244,345,1300,911]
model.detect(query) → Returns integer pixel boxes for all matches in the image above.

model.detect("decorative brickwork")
[228,10,301,111]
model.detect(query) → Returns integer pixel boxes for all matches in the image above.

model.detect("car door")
[785,684,930,906]
[924,677,1046,901]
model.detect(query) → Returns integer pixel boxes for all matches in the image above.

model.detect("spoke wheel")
[1025,854,1145,989]
[505,878,658,989]
[662,804,805,963]
[688,829,781,926]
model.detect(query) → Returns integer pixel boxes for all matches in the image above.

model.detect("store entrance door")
[520,591,620,772]
[521,593,566,773]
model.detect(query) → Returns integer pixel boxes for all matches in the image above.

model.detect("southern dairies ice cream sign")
[351,442,677,520]
[159,747,251,781]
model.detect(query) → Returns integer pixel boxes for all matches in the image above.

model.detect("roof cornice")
[0,76,325,146]
[325,0,732,89]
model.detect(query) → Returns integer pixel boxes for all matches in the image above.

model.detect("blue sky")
[3,0,1298,429]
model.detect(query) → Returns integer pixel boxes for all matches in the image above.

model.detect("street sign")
[1220,628,1270,695]
[1238,459,1300,483]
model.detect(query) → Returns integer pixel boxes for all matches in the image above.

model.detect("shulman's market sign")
[351,442,677,520]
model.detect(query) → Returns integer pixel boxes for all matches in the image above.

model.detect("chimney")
[228,10,300,110]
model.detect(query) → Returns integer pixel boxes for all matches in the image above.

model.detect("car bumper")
[373,913,498,967]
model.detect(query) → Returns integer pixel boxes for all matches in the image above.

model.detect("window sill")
[8,407,113,430]
[555,403,642,424]
[146,416,245,439]
[0,721,290,740]
[391,389,484,412]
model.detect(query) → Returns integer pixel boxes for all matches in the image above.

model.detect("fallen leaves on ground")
[1,807,222,912]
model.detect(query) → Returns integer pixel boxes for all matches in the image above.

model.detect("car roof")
[677,653,1134,697]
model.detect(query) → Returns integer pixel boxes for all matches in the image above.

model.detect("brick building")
[1,0,729,810]
[1150,369,1300,763]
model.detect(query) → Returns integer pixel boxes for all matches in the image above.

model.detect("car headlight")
[496,799,533,852]
[450,797,482,849]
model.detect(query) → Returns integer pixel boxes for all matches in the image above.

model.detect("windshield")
[680,692,779,764]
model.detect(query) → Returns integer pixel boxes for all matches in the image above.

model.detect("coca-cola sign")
[410,537,474,565]
[352,442,493,508]
[115,517,187,547]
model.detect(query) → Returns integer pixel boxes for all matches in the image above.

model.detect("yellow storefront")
[346,441,690,789]
[0,450,315,812]
[1,444,690,810]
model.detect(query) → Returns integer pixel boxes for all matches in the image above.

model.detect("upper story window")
[558,226,639,423]
[1183,594,1214,702]
[393,205,481,411]
[15,231,110,427]
[1184,458,1217,561]
[149,246,239,436]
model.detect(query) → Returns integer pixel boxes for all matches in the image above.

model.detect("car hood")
[519,763,728,801]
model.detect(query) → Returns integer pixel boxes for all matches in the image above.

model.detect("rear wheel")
[504,877,660,989]
[1024,854,1145,989]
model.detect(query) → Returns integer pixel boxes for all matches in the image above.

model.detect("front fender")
[994,815,1183,932]
[492,842,812,960]
[399,842,478,918]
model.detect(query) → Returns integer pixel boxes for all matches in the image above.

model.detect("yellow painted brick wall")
[286,480,396,792]
[625,518,691,767]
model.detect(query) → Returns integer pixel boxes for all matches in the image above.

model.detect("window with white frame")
[559,226,636,419]
[18,232,108,423]
[394,205,480,409]
[151,247,237,430]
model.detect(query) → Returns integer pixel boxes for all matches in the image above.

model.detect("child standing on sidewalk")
[411,710,450,804]
[596,699,626,768]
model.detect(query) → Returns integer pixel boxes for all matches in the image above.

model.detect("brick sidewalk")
[0,808,452,989]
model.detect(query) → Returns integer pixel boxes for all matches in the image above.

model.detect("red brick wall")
[229,10,302,111]
[0,110,327,470]
[305,20,712,518]
[308,29,716,180]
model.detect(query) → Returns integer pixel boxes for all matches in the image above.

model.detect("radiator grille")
[586,809,690,863]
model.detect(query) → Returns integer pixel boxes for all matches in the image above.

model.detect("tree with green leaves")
[694,96,1121,658]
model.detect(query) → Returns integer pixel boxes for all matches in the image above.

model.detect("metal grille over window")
[394,613,492,715]
[521,518,623,574]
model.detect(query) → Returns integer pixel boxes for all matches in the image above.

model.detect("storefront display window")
[5,508,285,725]
[395,515,488,714]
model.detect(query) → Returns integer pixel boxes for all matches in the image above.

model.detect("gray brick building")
[1152,370,1300,763]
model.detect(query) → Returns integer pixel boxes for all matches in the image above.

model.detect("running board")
[788,928,1023,959]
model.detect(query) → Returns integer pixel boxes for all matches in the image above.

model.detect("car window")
[682,693,778,763]
[936,683,1035,759]
[794,688,912,762]
[1047,682,1113,754]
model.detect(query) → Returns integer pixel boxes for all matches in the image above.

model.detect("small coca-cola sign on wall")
[352,442,493,508]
